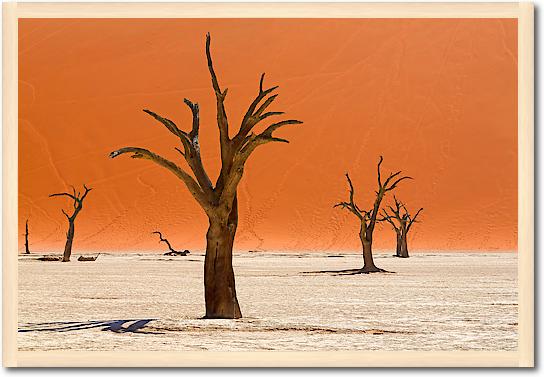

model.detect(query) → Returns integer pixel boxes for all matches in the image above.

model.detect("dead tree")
[49,185,92,262]
[152,231,189,256]
[24,219,30,254]
[110,34,302,319]
[382,197,423,258]
[335,157,411,273]
[78,254,100,262]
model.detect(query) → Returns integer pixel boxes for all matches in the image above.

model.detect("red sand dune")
[18,19,517,252]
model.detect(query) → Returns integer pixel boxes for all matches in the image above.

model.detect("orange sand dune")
[18,19,517,252]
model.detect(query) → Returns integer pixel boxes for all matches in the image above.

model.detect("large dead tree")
[335,157,411,273]
[49,185,92,262]
[110,34,302,319]
[382,196,423,258]
[24,219,30,254]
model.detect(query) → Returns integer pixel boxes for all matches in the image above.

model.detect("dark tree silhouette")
[49,185,92,262]
[110,34,302,319]
[382,196,423,258]
[335,157,411,273]
[152,231,189,256]
[24,219,30,254]
[78,254,100,261]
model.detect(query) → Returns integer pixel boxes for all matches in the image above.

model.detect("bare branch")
[236,73,280,142]
[333,173,364,220]
[377,156,384,187]
[381,208,399,231]
[238,133,287,161]
[334,202,363,220]
[206,32,222,95]
[175,147,185,158]
[183,98,200,138]
[254,94,278,118]
[81,185,92,201]
[260,119,303,139]
[142,99,214,195]
[178,99,214,193]
[259,72,265,93]
[143,101,212,195]
[345,173,356,207]
[51,184,91,224]
[385,176,413,192]
[267,136,290,144]
[49,192,77,201]
[407,208,424,231]
[61,209,70,219]
[411,208,424,223]
[383,171,402,188]
[333,202,350,209]
[386,196,403,220]
[235,118,301,162]
[152,231,176,253]
[259,111,285,121]
[370,156,408,231]
[206,32,230,146]
[375,157,412,193]
[143,109,188,141]
[110,147,211,211]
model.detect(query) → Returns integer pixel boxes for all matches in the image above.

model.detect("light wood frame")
[2,2,534,367]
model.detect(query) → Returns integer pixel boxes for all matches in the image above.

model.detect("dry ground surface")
[18,252,517,351]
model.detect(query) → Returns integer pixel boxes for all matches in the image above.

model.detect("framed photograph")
[3,2,534,367]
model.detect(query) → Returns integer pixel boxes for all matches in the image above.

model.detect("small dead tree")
[382,197,423,258]
[110,34,302,318]
[49,185,92,262]
[153,231,189,256]
[24,219,30,254]
[335,157,411,273]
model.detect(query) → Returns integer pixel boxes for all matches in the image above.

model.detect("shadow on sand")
[302,268,396,276]
[18,319,163,334]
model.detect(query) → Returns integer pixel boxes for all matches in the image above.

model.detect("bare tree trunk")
[395,231,402,257]
[361,241,379,272]
[204,196,241,319]
[398,233,409,258]
[359,226,381,273]
[63,221,75,262]
[25,220,30,254]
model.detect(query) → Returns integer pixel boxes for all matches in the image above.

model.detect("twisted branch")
[152,231,176,253]
[50,184,92,220]
[334,173,367,221]
[110,147,211,212]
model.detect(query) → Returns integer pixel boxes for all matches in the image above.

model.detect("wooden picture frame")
[3,2,534,367]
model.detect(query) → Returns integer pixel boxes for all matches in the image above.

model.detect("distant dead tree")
[382,196,423,258]
[152,231,189,256]
[335,157,411,273]
[110,33,302,319]
[78,254,100,262]
[49,185,92,262]
[24,219,30,254]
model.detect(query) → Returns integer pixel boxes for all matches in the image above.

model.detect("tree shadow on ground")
[18,319,163,334]
[301,268,396,276]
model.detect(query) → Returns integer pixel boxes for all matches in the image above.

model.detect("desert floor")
[18,252,517,351]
